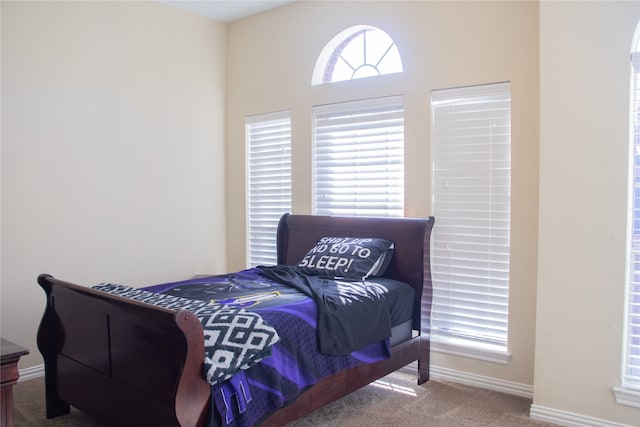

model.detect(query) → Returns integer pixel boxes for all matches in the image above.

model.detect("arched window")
[312,25,403,85]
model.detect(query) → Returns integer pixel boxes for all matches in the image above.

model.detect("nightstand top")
[1,338,29,361]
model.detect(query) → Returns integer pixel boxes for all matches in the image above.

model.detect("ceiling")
[162,1,297,23]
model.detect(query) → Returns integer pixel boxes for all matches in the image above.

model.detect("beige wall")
[226,0,540,387]
[536,1,640,425]
[1,1,228,368]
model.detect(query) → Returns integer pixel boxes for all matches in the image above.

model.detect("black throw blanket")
[258,265,392,356]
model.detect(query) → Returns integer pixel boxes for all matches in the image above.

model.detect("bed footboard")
[36,274,211,427]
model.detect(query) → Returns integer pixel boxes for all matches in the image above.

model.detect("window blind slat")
[246,111,292,267]
[431,82,512,349]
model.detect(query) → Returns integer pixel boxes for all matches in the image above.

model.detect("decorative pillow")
[297,237,395,280]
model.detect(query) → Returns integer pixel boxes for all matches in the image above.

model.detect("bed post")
[36,274,72,419]
[276,212,291,265]
[418,217,435,384]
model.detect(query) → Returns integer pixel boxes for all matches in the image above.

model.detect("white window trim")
[430,334,512,365]
[613,386,640,408]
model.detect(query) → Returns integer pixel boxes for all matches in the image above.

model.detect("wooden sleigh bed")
[37,213,435,427]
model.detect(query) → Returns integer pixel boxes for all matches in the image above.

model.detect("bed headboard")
[276,213,435,331]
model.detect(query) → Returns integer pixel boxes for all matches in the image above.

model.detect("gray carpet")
[13,370,558,426]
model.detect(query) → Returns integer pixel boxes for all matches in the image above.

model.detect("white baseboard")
[426,364,534,398]
[410,363,635,427]
[530,404,637,427]
[19,364,44,382]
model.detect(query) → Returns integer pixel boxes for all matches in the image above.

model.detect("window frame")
[614,42,640,408]
[245,111,292,268]
[311,25,403,85]
[311,95,405,218]
[430,82,513,364]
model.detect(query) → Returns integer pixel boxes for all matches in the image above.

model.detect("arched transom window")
[312,25,403,85]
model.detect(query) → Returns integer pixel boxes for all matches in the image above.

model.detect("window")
[312,96,404,217]
[246,112,292,267]
[615,23,640,407]
[312,25,403,85]
[430,83,512,363]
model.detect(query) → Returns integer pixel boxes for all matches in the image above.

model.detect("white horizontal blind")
[623,53,640,390]
[312,96,404,217]
[246,111,292,267]
[431,82,511,348]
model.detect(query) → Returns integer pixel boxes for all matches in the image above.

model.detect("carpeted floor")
[13,370,558,426]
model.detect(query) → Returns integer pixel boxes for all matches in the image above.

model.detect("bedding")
[297,236,395,279]
[135,266,416,426]
[259,265,405,355]
[91,282,280,385]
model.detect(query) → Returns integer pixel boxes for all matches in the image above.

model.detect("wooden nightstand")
[1,339,29,427]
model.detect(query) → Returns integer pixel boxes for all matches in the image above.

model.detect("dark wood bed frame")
[37,213,435,427]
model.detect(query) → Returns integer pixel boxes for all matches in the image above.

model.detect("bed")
[36,213,435,427]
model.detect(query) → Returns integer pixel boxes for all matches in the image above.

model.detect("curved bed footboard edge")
[174,310,212,427]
